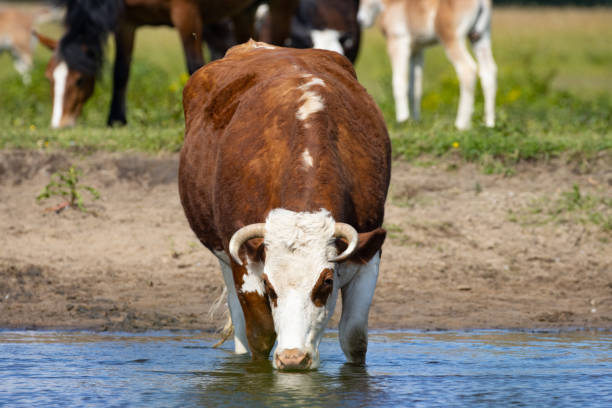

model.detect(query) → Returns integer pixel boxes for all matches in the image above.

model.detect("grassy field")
[0,7,610,171]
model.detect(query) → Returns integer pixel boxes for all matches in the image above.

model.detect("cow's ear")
[244,238,266,263]
[33,31,58,51]
[335,228,386,264]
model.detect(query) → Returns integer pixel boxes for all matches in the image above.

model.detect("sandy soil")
[1,150,611,333]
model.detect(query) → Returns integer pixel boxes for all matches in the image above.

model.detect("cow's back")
[179,41,390,253]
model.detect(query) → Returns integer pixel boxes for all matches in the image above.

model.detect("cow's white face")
[262,209,340,370]
[357,0,385,28]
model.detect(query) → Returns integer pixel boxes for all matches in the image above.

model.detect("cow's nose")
[275,348,312,370]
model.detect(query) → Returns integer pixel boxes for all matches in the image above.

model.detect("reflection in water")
[189,355,379,407]
[0,330,611,407]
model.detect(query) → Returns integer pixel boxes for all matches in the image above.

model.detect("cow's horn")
[229,223,266,266]
[330,223,359,262]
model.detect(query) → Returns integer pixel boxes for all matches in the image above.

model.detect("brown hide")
[44,0,298,127]
[179,41,391,356]
[380,0,483,46]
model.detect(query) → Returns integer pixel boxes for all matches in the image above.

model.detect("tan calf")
[0,6,61,84]
[358,0,497,129]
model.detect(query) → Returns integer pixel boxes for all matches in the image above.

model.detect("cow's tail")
[212,316,234,348]
[469,0,492,44]
[208,285,227,320]
[208,286,235,348]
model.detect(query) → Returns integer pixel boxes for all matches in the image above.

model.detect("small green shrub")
[509,184,612,232]
[37,165,100,212]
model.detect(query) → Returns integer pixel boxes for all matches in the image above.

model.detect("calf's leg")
[387,34,411,123]
[409,49,424,121]
[443,38,477,130]
[472,31,497,127]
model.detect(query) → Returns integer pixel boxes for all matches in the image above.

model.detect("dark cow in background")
[202,20,237,61]
[256,0,362,63]
[179,41,390,369]
[35,0,298,128]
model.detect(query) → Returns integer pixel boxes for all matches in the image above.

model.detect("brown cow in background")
[35,0,298,128]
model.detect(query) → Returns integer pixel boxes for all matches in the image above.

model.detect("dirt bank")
[1,150,611,333]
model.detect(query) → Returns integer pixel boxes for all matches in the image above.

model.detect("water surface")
[1,330,611,407]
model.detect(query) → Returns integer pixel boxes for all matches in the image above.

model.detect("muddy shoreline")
[1,150,611,334]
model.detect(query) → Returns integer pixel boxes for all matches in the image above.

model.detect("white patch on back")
[302,149,313,168]
[298,75,325,90]
[297,91,324,121]
[296,76,325,122]
[311,29,344,55]
[51,61,68,128]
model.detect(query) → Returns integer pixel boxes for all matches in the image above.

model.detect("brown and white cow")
[358,0,497,129]
[179,40,391,369]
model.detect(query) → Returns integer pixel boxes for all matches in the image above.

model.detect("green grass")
[0,8,610,169]
[508,184,612,233]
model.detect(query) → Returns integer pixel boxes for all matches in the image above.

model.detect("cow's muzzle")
[275,348,312,370]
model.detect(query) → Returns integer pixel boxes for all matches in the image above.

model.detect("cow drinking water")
[179,40,391,369]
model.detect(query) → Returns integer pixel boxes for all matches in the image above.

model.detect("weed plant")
[508,184,612,233]
[37,165,100,212]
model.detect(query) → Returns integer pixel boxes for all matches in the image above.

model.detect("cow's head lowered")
[229,209,384,370]
[34,32,97,129]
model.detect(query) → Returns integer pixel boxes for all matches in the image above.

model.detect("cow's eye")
[263,274,278,306]
[311,269,334,307]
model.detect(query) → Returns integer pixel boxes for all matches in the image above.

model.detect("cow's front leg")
[338,252,381,364]
[218,257,249,354]
[108,21,135,126]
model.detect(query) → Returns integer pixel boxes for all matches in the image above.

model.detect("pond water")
[1,330,611,407]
